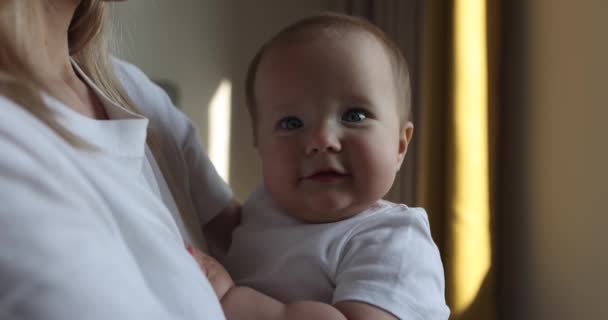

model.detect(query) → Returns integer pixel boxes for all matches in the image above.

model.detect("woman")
[0,1,238,319]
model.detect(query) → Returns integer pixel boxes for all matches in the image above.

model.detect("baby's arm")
[222,287,347,320]
[222,288,397,320]
[188,247,396,320]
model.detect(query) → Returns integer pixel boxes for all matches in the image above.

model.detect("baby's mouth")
[304,169,351,183]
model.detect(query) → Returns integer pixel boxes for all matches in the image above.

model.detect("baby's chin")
[288,210,356,224]
[267,183,381,224]
[278,199,373,224]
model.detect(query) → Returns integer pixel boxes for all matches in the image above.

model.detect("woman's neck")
[36,1,80,83]
[35,1,109,120]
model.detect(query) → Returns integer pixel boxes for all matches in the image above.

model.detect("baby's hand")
[186,244,235,300]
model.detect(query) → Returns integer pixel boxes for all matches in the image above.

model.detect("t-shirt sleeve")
[333,207,450,320]
[179,119,234,226]
[112,58,233,226]
[0,107,175,319]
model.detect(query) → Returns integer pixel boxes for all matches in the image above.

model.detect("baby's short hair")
[245,12,412,133]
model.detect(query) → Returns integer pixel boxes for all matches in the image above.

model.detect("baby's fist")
[186,244,235,300]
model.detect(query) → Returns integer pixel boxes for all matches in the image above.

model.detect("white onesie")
[223,186,450,320]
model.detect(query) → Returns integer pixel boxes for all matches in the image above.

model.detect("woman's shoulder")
[111,57,169,113]
[111,57,197,147]
[0,95,58,145]
[0,95,84,190]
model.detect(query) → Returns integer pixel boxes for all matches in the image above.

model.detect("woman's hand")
[186,244,235,300]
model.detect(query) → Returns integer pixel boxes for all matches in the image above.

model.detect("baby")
[201,12,450,320]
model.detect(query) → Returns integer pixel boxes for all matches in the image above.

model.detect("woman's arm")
[114,58,237,249]
[204,200,241,258]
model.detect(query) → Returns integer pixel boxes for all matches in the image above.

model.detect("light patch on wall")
[208,80,232,183]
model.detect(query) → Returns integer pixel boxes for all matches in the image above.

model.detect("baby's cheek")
[263,164,284,190]
[353,141,399,195]
[263,158,297,198]
[351,138,387,167]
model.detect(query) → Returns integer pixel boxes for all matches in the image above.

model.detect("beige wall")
[500,1,608,319]
[111,0,235,149]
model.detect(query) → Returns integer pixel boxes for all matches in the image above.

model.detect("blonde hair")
[0,0,139,145]
[245,12,412,138]
[0,1,201,245]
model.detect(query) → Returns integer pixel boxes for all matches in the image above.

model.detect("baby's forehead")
[254,27,407,112]
[267,27,385,54]
[257,30,393,80]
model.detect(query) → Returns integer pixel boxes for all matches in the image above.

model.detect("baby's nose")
[305,126,341,154]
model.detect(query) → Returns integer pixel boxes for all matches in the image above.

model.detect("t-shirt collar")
[43,58,149,160]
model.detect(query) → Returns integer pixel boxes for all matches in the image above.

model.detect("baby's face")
[254,31,411,223]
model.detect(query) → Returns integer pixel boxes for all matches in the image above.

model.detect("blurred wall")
[498,1,608,319]
[111,0,333,201]
[111,0,235,149]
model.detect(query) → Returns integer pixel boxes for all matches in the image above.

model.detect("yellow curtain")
[419,0,498,319]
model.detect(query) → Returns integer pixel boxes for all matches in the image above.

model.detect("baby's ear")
[397,122,414,170]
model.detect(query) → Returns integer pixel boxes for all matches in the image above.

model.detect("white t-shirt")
[223,186,450,320]
[0,58,232,319]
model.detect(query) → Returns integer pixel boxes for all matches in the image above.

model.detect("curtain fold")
[331,1,498,319]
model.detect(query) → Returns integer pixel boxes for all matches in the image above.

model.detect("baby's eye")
[278,116,303,130]
[341,108,368,122]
